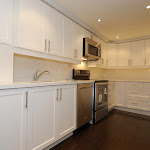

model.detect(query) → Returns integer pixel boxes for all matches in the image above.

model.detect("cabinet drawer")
[127,89,139,96]
[127,96,145,110]
[144,83,150,89]
[126,82,143,89]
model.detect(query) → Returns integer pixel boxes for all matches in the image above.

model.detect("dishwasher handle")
[79,85,93,89]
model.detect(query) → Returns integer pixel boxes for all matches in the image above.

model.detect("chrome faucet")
[34,70,51,81]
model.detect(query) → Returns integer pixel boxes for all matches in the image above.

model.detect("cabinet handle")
[48,40,50,52]
[145,58,147,65]
[25,91,28,109]
[76,50,78,58]
[60,88,62,100]
[130,92,137,94]
[57,88,59,101]
[128,59,130,66]
[74,50,76,58]
[101,58,104,64]
[131,102,138,105]
[45,39,47,51]
[107,60,108,66]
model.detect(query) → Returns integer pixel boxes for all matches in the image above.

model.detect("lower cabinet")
[27,84,77,150]
[0,89,27,150]
[0,84,76,150]
[27,86,56,150]
[115,82,126,107]
[108,82,115,110]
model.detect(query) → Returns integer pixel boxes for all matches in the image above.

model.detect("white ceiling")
[54,0,150,42]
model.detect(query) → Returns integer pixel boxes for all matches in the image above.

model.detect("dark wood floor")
[51,110,150,150]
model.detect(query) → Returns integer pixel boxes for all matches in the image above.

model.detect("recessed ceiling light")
[82,57,87,61]
[98,19,102,22]
[146,5,150,9]
[116,36,119,39]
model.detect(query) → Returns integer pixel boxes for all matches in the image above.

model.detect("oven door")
[95,83,108,111]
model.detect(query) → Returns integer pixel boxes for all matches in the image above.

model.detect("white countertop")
[107,80,150,82]
[0,80,95,90]
[1,79,150,90]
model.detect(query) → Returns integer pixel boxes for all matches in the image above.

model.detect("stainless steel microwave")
[83,37,101,61]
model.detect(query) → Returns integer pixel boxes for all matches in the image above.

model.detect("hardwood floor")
[51,110,150,150]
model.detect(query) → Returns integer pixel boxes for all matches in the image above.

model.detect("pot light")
[146,5,150,9]
[98,19,102,22]
[116,36,119,39]
[82,57,87,61]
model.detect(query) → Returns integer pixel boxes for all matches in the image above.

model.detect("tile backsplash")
[14,55,104,82]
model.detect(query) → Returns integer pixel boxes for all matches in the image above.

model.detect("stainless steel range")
[73,69,108,124]
[94,80,108,123]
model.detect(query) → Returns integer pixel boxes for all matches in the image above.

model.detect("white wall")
[14,55,104,82]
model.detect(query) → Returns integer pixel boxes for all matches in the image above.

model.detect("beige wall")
[104,69,150,80]
[14,55,104,82]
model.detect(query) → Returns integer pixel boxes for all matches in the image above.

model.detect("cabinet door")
[131,40,145,66]
[106,43,118,66]
[64,17,74,59]
[56,85,76,140]
[108,82,115,110]
[0,0,13,45]
[118,43,131,66]
[145,39,150,65]
[0,89,27,150]
[28,87,56,150]
[15,0,45,52]
[44,5,64,56]
[74,23,83,61]
[115,82,126,107]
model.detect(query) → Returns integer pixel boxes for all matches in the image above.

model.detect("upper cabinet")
[118,43,131,66]
[14,0,45,52]
[145,39,150,65]
[106,43,118,66]
[74,23,83,61]
[64,17,74,59]
[44,5,64,56]
[131,40,145,66]
[0,0,13,45]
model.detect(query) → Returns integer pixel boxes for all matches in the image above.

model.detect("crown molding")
[42,0,109,43]
[110,35,150,44]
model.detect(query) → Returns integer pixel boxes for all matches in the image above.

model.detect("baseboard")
[114,106,150,117]
[44,133,73,150]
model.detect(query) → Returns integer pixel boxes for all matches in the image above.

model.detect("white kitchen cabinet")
[0,89,27,150]
[83,28,92,39]
[27,86,56,150]
[74,23,83,61]
[118,43,131,66]
[145,39,150,65]
[108,82,115,111]
[115,82,126,107]
[0,0,13,45]
[28,84,76,150]
[100,39,107,66]
[131,40,145,66]
[44,5,64,56]
[64,17,74,59]
[106,43,118,66]
[56,85,76,140]
[15,0,45,52]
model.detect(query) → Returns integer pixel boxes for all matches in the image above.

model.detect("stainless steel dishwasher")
[77,83,93,128]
